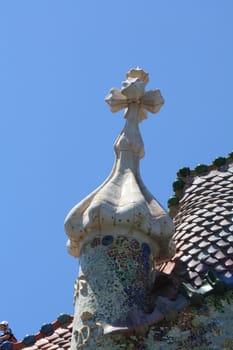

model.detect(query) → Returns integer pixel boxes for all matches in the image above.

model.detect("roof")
[4,154,233,349]
[11,315,73,350]
[160,155,233,294]
[164,159,233,287]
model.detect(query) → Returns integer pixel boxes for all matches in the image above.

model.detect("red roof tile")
[12,316,73,350]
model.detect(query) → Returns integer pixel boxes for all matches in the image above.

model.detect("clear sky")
[1,0,233,340]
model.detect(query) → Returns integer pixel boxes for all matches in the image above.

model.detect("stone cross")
[105,67,164,122]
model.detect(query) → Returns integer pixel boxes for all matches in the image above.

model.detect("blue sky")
[1,0,233,340]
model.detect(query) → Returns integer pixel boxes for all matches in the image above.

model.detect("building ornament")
[65,68,176,349]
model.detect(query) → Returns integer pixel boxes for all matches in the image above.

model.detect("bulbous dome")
[65,68,175,262]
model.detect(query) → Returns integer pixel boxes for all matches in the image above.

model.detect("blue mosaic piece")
[57,313,71,324]
[219,274,233,287]
[143,260,150,273]
[0,341,13,350]
[206,270,226,293]
[23,335,36,346]
[141,242,151,255]
[102,235,114,246]
[40,323,54,336]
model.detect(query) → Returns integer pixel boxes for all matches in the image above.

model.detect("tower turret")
[65,68,175,349]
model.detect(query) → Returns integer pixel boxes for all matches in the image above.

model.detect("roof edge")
[168,151,233,218]
[11,314,73,350]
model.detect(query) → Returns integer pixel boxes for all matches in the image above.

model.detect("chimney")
[65,68,175,349]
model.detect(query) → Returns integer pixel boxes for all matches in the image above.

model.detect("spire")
[65,68,175,262]
[65,68,176,349]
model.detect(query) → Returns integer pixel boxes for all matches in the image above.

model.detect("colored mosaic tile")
[40,323,54,336]
[129,238,140,251]
[102,235,114,246]
[22,335,36,346]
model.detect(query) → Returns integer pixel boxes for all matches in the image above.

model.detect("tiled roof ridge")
[11,314,73,349]
[168,151,233,217]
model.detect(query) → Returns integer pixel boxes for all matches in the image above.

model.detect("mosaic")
[72,233,233,349]
[144,290,233,350]
[72,234,154,349]
[72,291,233,349]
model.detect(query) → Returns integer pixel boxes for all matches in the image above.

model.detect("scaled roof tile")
[164,160,233,288]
